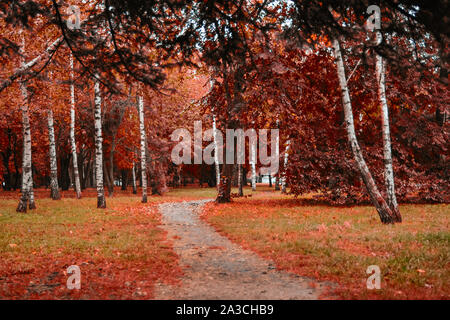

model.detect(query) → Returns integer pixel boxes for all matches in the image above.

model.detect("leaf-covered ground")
[0,195,182,299]
[201,191,449,299]
[0,186,250,300]
[2,186,448,300]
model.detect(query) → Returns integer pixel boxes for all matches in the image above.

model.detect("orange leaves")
[0,197,183,299]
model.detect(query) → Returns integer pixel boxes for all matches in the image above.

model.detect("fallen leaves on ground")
[0,197,182,299]
[201,196,449,300]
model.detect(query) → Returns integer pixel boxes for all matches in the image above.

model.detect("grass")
[3,185,447,299]
[0,196,181,299]
[201,193,450,299]
[0,185,249,299]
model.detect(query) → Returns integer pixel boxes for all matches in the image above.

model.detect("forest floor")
[0,186,249,299]
[0,196,181,299]
[0,185,448,299]
[201,189,449,299]
[154,199,330,299]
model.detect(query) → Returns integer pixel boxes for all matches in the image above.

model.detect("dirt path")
[154,200,329,300]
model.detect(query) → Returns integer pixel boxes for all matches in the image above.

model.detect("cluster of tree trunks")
[332,38,401,224]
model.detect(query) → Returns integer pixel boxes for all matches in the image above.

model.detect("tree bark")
[47,109,60,200]
[217,164,233,203]
[268,170,272,187]
[17,36,35,212]
[238,164,243,196]
[70,53,82,199]
[17,80,34,211]
[131,162,137,194]
[375,48,402,222]
[94,76,106,208]
[281,140,290,194]
[215,68,244,203]
[212,112,221,188]
[154,161,168,195]
[250,142,257,191]
[1,129,13,191]
[29,183,36,209]
[121,170,128,190]
[209,78,221,188]
[59,153,70,190]
[138,94,147,203]
[106,138,115,197]
[333,38,395,224]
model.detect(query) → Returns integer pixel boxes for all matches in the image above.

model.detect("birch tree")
[213,111,221,188]
[16,78,35,212]
[131,162,137,194]
[47,108,60,200]
[250,142,256,191]
[94,76,106,208]
[209,78,221,188]
[16,35,35,212]
[332,38,396,224]
[138,94,147,203]
[237,164,243,196]
[70,53,82,199]
[281,140,290,194]
[374,33,402,222]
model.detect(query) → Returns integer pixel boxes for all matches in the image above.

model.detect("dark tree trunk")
[59,154,70,191]
[199,163,204,187]
[104,162,114,197]
[121,170,128,190]
[217,163,233,203]
[238,164,244,196]
[215,66,245,203]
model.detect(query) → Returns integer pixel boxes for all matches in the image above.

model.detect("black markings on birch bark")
[94,76,106,208]
[47,108,61,200]
[138,94,147,203]
[333,38,396,224]
[70,53,82,199]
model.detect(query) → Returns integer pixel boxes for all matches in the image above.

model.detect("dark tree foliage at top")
[0,0,447,92]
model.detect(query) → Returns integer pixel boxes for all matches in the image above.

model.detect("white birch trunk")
[332,38,395,224]
[138,94,147,203]
[209,78,221,188]
[212,112,221,188]
[251,143,256,191]
[94,76,106,208]
[29,184,35,208]
[17,35,35,212]
[375,48,401,222]
[281,140,290,194]
[17,78,35,211]
[131,162,137,194]
[70,53,82,199]
[47,109,60,200]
